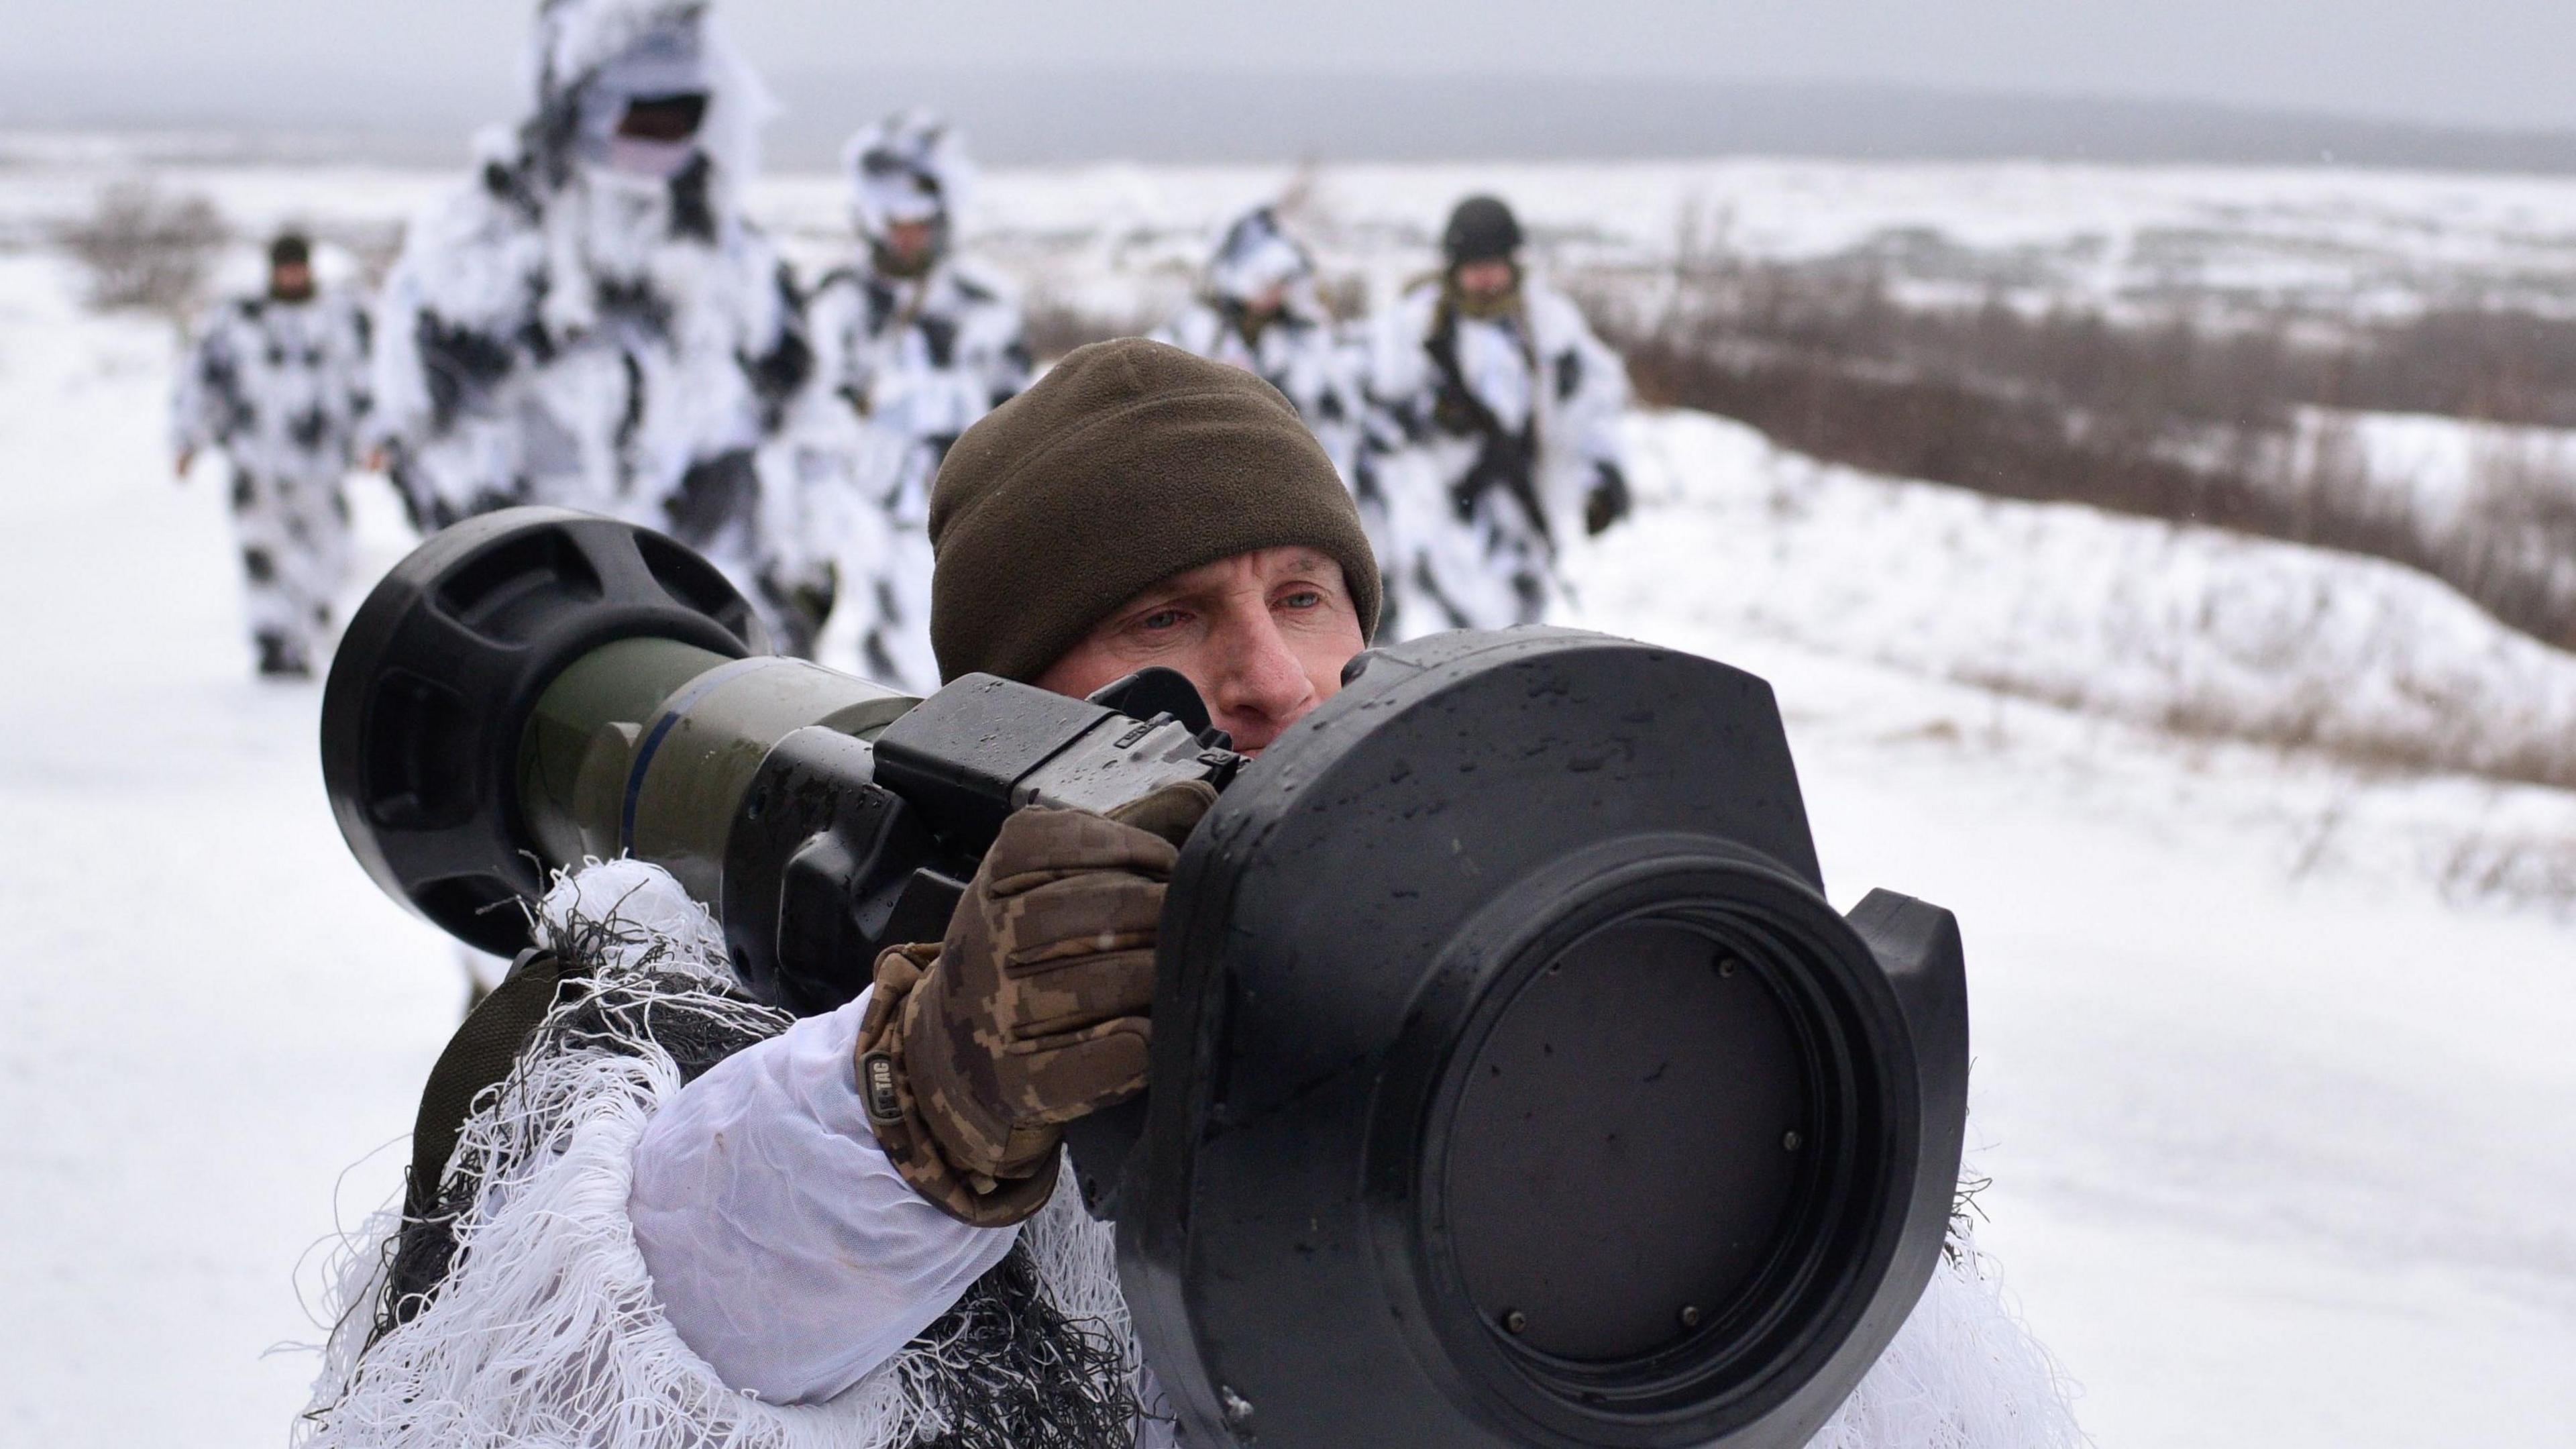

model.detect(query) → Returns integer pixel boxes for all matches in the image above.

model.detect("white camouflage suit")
[172,279,372,675]
[368,0,816,645]
[1368,269,1631,635]
[1154,205,1387,594]
[805,112,1030,693]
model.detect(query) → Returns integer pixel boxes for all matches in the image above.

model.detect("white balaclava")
[845,110,973,270]
[572,22,711,180]
[523,0,771,195]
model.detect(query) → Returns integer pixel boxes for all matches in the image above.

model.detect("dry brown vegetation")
[1585,254,2576,654]
[55,180,227,323]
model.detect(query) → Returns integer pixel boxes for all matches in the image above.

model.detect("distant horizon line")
[7,65,2576,138]
[7,71,2575,174]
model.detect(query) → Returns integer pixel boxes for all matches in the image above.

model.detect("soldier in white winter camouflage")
[805,111,1031,692]
[1368,194,1633,635]
[367,0,816,645]
[1155,205,1390,613]
[172,231,372,678]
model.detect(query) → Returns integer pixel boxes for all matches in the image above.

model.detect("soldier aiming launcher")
[323,507,1972,1449]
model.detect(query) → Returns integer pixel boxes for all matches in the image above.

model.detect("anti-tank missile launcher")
[323,506,1970,1449]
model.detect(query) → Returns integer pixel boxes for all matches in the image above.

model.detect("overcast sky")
[5,0,2573,133]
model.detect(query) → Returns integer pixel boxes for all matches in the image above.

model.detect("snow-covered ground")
[0,249,458,1443]
[3,156,2575,1448]
[1596,411,2576,797]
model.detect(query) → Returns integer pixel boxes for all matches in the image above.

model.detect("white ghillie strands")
[885,1190,1140,1438]
[1810,1224,2088,1449]
[299,859,1134,1449]
[299,858,2072,1449]
[540,855,733,972]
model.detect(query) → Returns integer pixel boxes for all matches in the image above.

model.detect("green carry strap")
[402,949,576,1218]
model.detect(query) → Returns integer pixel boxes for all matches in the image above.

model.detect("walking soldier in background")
[367,0,828,1003]
[172,231,372,679]
[805,111,1030,692]
[366,0,816,644]
[1368,194,1632,634]
[1157,205,1389,606]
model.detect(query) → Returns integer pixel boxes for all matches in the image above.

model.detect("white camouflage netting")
[299,860,1136,1449]
[1812,1231,2085,1448]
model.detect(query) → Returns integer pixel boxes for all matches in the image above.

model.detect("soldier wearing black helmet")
[1368,194,1633,634]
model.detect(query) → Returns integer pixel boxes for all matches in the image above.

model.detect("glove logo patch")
[860,1051,905,1124]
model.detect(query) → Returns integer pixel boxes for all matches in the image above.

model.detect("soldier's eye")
[1138,609,1185,632]
[1279,590,1322,610]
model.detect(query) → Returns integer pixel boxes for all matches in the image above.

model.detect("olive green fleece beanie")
[926,337,1382,684]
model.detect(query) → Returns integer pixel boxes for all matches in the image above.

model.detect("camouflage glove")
[1584,460,1633,537]
[757,561,838,660]
[856,780,1218,1226]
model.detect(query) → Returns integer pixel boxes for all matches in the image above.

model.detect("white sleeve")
[366,266,435,453]
[629,989,1020,1405]
[170,312,227,453]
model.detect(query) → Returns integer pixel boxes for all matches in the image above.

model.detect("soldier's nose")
[1210,619,1317,751]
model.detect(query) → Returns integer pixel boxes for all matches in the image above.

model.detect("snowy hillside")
[3,156,2574,1449]
[1582,411,2576,794]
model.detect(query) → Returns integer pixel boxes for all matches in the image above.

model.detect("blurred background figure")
[1370,193,1631,633]
[366,0,818,1002]
[806,110,1029,692]
[1157,203,1388,606]
[170,230,373,679]
[366,0,814,644]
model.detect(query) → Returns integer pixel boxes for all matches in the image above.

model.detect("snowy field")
[19,141,2576,312]
[3,154,2575,1448]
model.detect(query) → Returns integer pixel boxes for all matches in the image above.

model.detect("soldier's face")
[269,262,314,301]
[1454,258,1516,301]
[884,220,937,269]
[1033,547,1365,757]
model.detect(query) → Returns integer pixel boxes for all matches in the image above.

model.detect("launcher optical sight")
[323,507,1971,1449]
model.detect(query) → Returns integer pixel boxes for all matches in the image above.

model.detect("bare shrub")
[2439,831,2576,918]
[2435,443,2576,650]
[330,219,410,289]
[2336,309,2576,428]
[56,180,228,321]
[1598,248,2576,656]
[1951,653,2576,793]
[1607,228,2576,430]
